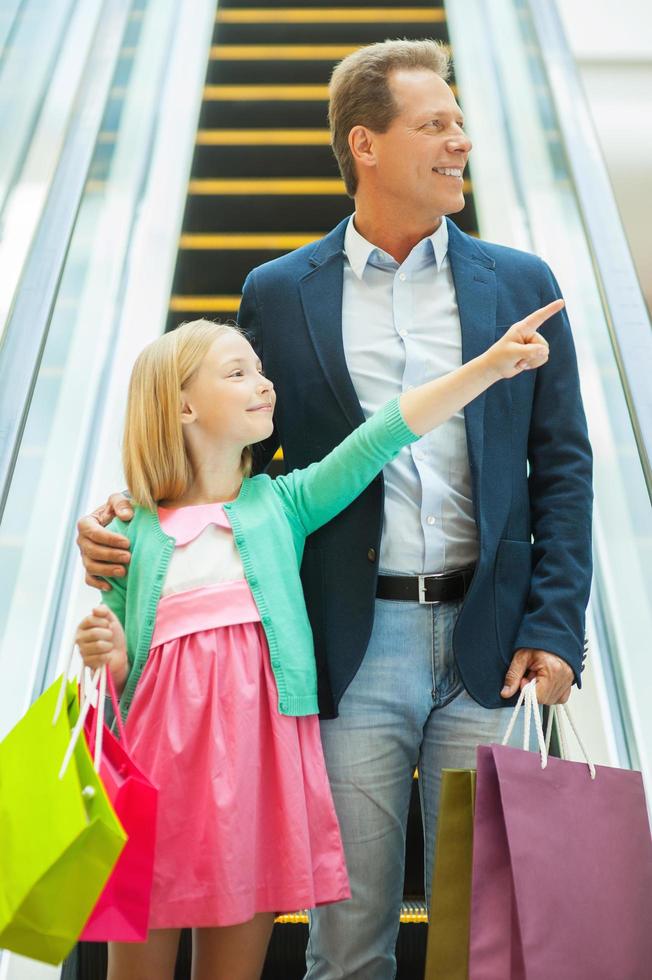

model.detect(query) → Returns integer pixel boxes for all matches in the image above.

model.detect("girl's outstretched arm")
[399,299,561,435]
[273,300,562,538]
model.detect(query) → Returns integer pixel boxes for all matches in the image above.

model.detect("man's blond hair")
[329,39,451,197]
[123,319,253,510]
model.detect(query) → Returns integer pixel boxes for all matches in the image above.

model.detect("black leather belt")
[376,566,475,604]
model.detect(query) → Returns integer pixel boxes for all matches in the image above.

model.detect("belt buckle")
[418,574,441,605]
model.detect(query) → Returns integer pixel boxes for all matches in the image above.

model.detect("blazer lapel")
[446,219,497,496]
[298,218,365,431]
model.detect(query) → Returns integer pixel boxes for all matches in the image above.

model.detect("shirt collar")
[343,213,448,280]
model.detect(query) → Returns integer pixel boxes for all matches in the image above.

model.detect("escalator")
[165,5,477,973]
[1,1,651,979]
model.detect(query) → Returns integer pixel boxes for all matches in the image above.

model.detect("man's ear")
[349,125,377,172]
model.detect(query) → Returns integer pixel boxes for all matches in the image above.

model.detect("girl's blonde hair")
[123,319,254,510]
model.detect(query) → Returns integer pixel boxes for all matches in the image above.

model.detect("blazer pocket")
[493,539,533,661]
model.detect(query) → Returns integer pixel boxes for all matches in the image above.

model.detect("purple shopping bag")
[469,683,652,980]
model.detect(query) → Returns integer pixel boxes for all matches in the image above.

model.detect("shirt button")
[415,451,424,461]
[367,547,376,562]
[400,329,408,338]
[426,516,436,526]
[405,384,414,391]
[399,273,406,281]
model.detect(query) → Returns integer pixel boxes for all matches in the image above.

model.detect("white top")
[158,504,245,597]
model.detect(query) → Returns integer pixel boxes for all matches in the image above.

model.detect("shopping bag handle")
[54,643,128,779]
[502,680,548,768]
[56,660,101,780]
[88,665,128,767]
[502,679,596,779]
[546,699,596,779]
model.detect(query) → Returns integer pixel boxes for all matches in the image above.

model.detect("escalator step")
[214,21,448,46]
[207,42,450,84]
[181,192,476,234]
[199,91,329,129]
[192,142,339,177]
[208,57,458,85]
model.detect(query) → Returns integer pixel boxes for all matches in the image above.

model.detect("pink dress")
[124,502,350,929]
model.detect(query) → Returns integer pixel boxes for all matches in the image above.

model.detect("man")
[78,40,592,980]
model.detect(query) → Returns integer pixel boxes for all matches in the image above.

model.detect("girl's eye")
[229,370,244,378]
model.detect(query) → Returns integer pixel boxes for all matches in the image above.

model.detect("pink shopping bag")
[80,667,158,942]
[469,681,652,980]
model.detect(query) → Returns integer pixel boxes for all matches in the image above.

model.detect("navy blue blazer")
[238,217,593,717]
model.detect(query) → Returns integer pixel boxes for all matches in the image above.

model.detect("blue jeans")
[304,596,513,980]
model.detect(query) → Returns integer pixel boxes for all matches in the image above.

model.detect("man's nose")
[448,133,472,155]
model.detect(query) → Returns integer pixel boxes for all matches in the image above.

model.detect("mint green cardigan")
[102,397,419,720]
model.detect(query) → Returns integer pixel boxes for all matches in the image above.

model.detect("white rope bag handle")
[546,698,596,779]
[53,643,109,780]
[502,678,596,779]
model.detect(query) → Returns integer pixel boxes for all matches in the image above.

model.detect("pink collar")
[157,502,231,545]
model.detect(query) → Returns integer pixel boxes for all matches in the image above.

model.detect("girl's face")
[181,331,276,446]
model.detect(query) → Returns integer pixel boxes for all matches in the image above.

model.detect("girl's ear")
[180,394,197,426]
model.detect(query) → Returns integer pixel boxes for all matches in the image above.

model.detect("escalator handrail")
[0,0,132,524]
[529,0,652,502]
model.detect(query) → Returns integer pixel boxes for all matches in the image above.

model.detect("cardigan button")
[262,615,271,626]
[249,576,258,588]
[280,702,287,712]
[367,548,377,562]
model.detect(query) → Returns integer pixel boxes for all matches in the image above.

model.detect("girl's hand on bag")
[485,299,564,381]
[75,606,129,690]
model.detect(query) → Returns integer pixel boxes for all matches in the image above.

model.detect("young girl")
[76,300,559,980]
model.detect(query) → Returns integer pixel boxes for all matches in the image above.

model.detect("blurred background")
[0,0,651,977]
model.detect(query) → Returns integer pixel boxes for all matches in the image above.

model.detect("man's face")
[362,68,472,219]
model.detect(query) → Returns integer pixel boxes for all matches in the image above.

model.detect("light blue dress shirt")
[341,215,479,574]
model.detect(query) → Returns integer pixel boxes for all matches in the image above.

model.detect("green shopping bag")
[424,769,476,980]
[0,676,127,965]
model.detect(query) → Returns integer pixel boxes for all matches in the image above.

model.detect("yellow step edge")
[211,44,364,60]
[217,8,446,23]
[188,178,470,196]
[202,83,456,101]
[196,129,331,145]
[188,178,347,195]
[169,295,241,312]
[179,233,321,249]
[203,84,329,100]
[275,909,428,925]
